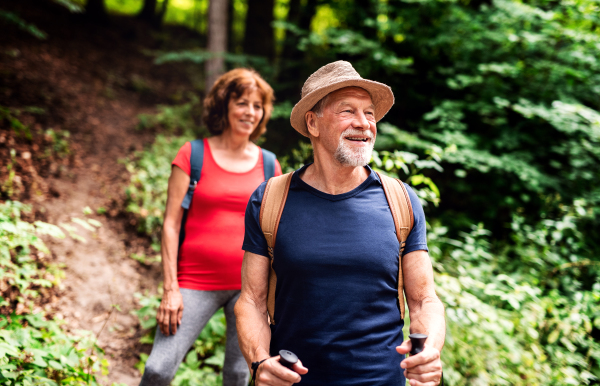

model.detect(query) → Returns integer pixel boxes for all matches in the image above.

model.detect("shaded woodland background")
[1,0,600,384]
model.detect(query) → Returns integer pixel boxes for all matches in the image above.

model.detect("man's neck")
[300,151,370,195]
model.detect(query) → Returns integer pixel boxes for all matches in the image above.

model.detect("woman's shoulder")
[172,141,193,175]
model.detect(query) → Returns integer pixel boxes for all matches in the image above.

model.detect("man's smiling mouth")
[345,137,369,142]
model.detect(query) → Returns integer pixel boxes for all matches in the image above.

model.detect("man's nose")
[352,111,371,130]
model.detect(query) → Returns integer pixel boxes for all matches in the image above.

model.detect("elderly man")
[235,61,445,386]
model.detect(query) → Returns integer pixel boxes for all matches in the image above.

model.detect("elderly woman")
[139,68,282,386]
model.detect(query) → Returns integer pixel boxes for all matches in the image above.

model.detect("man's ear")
[305,111,319,138]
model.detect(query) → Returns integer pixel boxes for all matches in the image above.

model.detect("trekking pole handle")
[279,350,298,370]
[408,333,428,356]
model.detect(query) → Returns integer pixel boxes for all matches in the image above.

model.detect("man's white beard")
[333,129,375,167]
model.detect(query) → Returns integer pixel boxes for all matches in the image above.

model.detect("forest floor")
[0,0,201,384]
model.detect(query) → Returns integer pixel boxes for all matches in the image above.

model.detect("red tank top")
[172,139,282,290]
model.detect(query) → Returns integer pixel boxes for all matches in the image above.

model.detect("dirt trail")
[1,1,199,384]
[40,95,160,385]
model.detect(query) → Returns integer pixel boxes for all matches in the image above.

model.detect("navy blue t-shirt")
[242,165,428,386]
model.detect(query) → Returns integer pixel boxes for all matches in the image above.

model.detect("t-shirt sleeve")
[402,183,429,256]
[274,159,283,177]
[242,181,271,258]
[172,141,192,176]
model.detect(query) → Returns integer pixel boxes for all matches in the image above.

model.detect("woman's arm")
[156,165,189,336]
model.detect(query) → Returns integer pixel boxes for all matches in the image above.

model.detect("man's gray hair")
[310,94,330,118]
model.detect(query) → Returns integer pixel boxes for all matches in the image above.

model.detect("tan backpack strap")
[376,172,414,320]
[259,172,293,324]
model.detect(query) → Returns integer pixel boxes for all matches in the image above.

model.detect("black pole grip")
[279,350,298,370]
[408,333,428,355]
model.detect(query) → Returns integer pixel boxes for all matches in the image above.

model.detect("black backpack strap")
[261,148,276,181]
[181,139,205,209]
[179,139,204,249]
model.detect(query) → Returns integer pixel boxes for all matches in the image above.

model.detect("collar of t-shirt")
[292,164,382,202]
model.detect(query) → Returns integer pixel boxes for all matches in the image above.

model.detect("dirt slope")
[1,1,199,383]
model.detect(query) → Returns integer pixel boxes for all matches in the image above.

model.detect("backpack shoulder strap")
[181,139,204,209]
[259,172,294,325]
[376,171,414,320]
[261,148,277,181]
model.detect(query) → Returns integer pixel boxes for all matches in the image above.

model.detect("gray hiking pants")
[139,289,249,386]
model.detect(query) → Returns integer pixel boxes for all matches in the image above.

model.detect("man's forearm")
[234,294,272,368]
[409,297,445,352]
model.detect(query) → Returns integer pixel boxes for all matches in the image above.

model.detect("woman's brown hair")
[203,68,274,142]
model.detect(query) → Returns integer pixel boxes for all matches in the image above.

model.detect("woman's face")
[227,88,264,138]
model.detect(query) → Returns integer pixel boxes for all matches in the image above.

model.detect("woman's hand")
[156,288,184,336]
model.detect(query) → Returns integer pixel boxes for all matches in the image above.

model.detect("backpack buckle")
[189,180,197,190]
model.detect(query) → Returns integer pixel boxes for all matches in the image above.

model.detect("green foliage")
[0,106,33,140]
[2,149,18,198]
[0,314,108,385]
[137,98,203,134]
[43,129,72,160]
[431,206,600,384]
[0,10,47,39]
[130,252,160,266]
[124,133,194,242]
[0,201,65,310]
[278,141,313,173]
[0,201,108,385]
[52,0,83,13]
[153,50,274,79]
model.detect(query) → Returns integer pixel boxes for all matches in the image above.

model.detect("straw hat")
[290,61,395,137]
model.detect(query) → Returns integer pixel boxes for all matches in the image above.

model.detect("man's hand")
[397,341,442,386]
[156,289,184,336]
[255,356,308,386]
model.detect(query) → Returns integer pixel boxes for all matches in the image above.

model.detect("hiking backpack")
[178,138,277,248]
[259,171,414,324]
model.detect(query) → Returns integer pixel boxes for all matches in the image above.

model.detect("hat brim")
[290,79,395,137]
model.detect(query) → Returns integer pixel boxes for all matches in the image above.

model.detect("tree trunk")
[242,0,275,60]
[85,0,108,22]
[138,0,157,22]
[227,0,235,53]
[138,0,168,27]
[205,0,228,91]
[158,0,169,19]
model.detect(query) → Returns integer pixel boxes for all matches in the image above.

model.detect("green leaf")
[48,360,63,370]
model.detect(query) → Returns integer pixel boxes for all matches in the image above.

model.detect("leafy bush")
[137,98,203,134]
[124,133,194,243]
[431,212,600,385]
[0,201,109,385]
[0,314,108,385]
